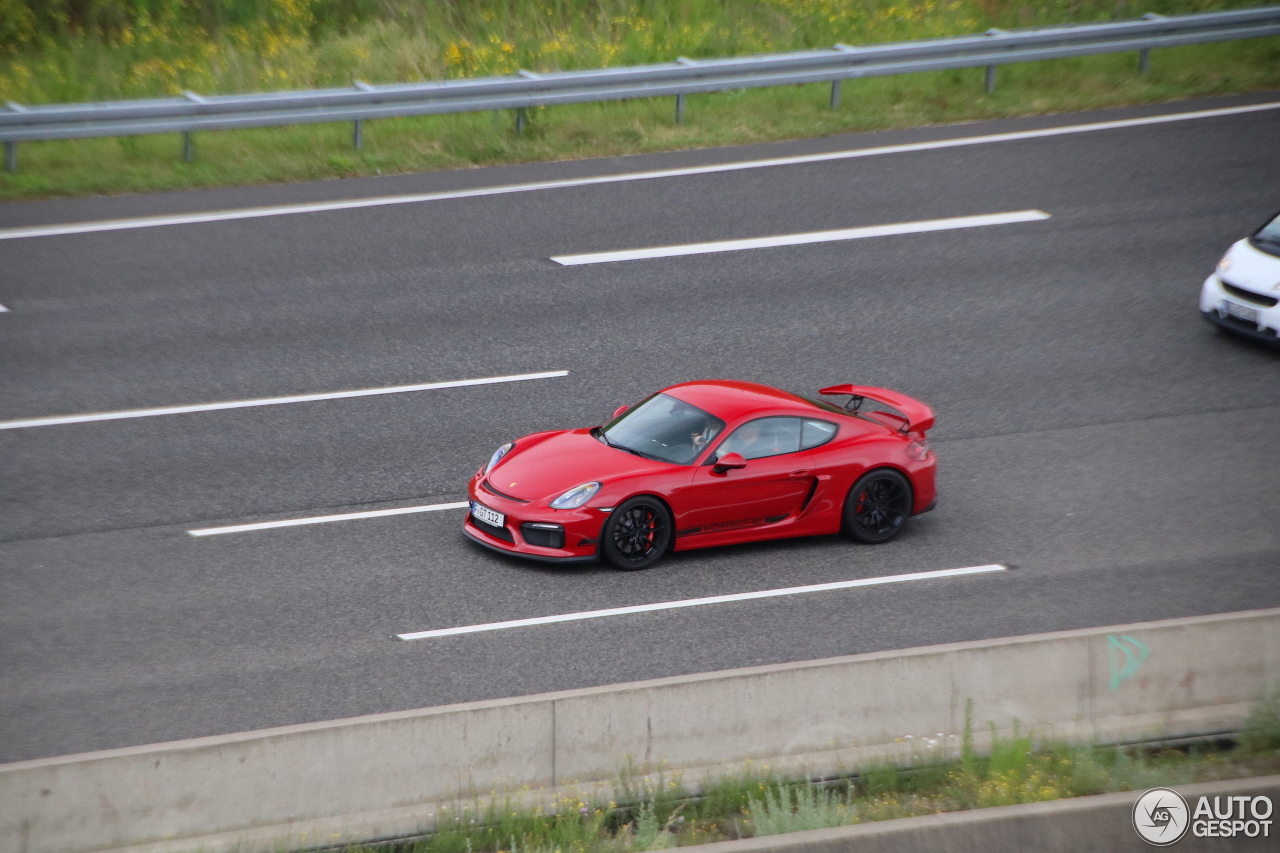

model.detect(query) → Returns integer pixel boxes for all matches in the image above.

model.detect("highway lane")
[2,93,1279,762]
[3,93,1278,421]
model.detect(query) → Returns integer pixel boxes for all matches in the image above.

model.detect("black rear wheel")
[843,469,913,544]
[601,497,671,570]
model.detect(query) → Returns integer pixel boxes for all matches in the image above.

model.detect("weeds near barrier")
[747,782,857,836]
[333,693,1280,853]
[1240,689,1280,754]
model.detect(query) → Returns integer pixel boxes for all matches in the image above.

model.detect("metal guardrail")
[3,6,1279,172]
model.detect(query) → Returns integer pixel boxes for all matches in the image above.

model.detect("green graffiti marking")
[1108,634,1150,690]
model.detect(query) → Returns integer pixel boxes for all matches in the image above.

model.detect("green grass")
[1,1,1278,200]
[5,1,1201,100]
[318,696,1280,853]
[3,37,1278,201]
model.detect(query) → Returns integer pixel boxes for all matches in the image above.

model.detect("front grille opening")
[1223,281,1279,308]
[521,523,565,549]
[1219,313,1279,337]
[472,515,514,543]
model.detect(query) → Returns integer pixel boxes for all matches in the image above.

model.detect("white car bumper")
[1199,273,1280,346]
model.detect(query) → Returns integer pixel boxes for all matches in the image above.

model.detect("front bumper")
[1200,274,1280,346]
[462,526,599,564]
[463,473,606,563]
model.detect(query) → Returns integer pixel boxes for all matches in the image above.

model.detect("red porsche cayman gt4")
[465,380,937,570]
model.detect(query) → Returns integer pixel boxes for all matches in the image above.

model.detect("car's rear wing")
[818,384,935,435]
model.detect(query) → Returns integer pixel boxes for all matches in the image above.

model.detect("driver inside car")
[690,424,719,454]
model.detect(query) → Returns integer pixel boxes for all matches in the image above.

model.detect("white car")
[1200,208,1280,346]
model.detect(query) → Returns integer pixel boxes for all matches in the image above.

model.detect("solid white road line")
[0,370,569,431]
[397,564,1009,640]
[1,101,1275,242]
[551,210,1049,265]
[189,501,469,536]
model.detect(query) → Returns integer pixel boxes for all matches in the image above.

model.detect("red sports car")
[464,380,937,570]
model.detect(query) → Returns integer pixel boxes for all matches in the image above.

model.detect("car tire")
[842,468,913,544]
[601,497,672,570]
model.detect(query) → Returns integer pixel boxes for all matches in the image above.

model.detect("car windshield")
[600,393,725,465]
[1251,211,1280,258]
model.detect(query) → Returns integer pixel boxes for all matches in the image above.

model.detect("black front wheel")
[601,497,671,570]
[842,469,913,544]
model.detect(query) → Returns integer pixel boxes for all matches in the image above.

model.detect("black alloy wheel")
[843,468,913,544]
[602,497,671,570]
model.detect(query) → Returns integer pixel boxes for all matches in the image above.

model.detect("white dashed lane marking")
[397,564,1010,640]
[0,370,569,430]
[188,501,469,536]
[551,211,1049,265]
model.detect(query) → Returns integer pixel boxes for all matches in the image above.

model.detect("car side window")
[800,418,838,449]
[711,417,802,461]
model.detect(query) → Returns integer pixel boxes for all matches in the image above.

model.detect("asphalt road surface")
[2,92,1279,764]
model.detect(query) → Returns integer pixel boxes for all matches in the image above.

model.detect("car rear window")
[801,419,838,449]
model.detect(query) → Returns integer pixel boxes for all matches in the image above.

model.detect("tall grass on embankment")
[334,694,1280,853]
[1,1,1277,199]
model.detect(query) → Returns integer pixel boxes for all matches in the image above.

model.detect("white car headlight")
[1217,254,1232,273]
[484,442,514,475]
[550,481,601,509]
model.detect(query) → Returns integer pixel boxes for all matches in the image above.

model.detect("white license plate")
[1223,300,1259,323]
[471,501,505,528]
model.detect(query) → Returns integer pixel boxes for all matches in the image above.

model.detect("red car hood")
[486,429,667,502]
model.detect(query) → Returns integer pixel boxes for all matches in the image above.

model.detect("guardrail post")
[182,132,194,162]
[830,80,841,110]
[4,141,15,174]
[675,56,697,125]
[983,28,1006,95]
[515,108,527,136]
[1139,13,1164,75]
[353,119,363,150]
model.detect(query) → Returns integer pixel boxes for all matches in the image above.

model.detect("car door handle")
[789,470,812,479]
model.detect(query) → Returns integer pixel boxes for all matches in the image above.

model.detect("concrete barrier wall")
[3,608,1278,853]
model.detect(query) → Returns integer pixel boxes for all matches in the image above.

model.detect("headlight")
[484,442,514,474]
[550,481,601,509]
[1217,254,1232,273]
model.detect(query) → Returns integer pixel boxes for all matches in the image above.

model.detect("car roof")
[662,380,829,422]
